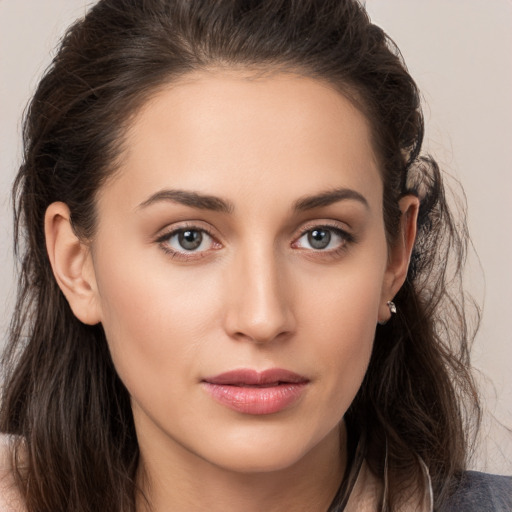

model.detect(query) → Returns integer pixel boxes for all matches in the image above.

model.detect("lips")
[201,368,309,415]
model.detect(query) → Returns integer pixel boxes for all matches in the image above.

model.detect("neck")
[135,424,346,512]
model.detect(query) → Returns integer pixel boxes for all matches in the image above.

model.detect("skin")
[45,71,418,512]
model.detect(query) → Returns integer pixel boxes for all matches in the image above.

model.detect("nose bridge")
[224,241,295,343]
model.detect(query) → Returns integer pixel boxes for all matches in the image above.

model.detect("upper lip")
[202,368,309,386]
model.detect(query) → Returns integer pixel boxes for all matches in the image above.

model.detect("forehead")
[99,71,382,213]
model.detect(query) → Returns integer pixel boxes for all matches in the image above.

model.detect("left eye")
[164,229,215,252]
[294,227,347,251]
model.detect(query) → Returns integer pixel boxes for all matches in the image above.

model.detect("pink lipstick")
[201,368,309,415]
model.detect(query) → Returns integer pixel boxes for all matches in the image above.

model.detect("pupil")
[179,230,202,250]
[308,229,331,249]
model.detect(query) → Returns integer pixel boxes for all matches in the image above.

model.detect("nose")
[223,246,296,344]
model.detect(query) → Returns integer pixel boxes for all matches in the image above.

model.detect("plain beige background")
[1,0,511,473]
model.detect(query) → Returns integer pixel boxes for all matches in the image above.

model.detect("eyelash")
[155,222,354,261]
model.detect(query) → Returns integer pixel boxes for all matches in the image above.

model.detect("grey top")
[438,471,512,512]
[327,435,512,512]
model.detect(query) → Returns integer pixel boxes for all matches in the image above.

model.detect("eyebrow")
[137,189,234,213]
[293,188,369,211]
[137,186,368,214]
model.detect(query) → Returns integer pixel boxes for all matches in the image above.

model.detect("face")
[82,72,403,474]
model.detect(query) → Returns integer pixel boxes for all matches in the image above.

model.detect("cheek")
[296,250,386,398]
[298,245,385,338]
[93,250,222,394]
[314,290,377,375]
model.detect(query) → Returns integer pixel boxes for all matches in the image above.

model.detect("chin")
[211,448,309,474]
[200,428,329,475]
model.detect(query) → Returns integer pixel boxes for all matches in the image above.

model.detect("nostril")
[230,314,296,344]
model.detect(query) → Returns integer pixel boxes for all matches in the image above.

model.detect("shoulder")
[438,471,512,512]
[0,434,25,512]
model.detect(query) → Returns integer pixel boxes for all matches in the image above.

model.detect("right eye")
[157,226,221,260]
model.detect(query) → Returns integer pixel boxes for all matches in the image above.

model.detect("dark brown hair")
[1,1,480,510]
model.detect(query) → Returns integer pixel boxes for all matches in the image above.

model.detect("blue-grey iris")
[179,230,202,250]
[308,229,331,249]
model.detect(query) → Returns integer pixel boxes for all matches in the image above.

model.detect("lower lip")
[202,382,308,415]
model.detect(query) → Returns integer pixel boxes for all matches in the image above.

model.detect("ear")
[378,195,419,324]
[45,202,101,325]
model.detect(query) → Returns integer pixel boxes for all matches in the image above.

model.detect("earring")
[378,301,397,326]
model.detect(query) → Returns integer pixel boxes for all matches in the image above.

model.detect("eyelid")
[293,220,353,240]
[154,220,219,241]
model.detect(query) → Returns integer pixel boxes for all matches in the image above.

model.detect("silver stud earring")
[387,301,397,315]
[378,301,397,325]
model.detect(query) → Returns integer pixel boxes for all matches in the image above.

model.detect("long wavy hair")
[1,1,480,510]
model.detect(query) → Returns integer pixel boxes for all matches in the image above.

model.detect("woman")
[0,0,510,510]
